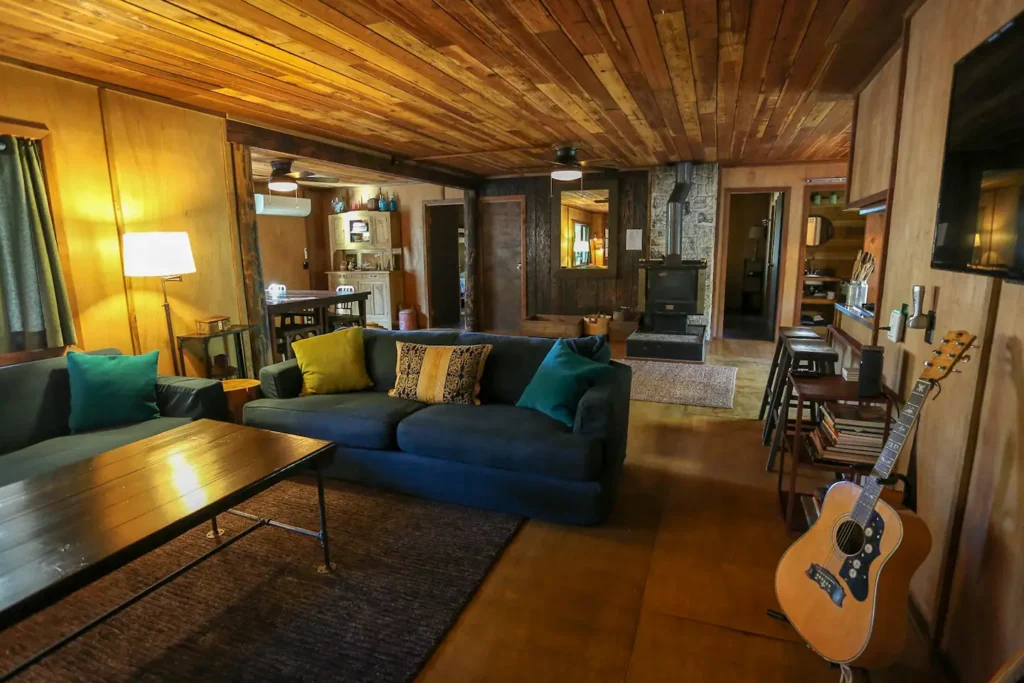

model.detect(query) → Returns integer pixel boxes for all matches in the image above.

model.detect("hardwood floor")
[419,339,942,682]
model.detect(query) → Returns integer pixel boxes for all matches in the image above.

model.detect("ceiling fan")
[537,145,619,181]
[266,159,339,192]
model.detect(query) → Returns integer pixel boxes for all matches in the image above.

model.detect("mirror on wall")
[806,215,835,246]
[550,179,619,277]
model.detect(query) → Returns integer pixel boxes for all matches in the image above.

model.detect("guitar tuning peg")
[951,369,962,374]
[923,361,934,368]
[941,338,950,344]
[961,355,971,363]
[932,350,942,356]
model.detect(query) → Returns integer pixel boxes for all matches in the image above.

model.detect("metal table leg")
[316,470,335,574]
[207,515,223,539]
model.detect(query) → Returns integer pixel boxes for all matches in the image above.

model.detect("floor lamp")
[122,232,197,376]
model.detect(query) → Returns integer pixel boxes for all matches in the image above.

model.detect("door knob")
[517,263,522,271]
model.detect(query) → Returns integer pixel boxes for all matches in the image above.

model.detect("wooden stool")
[759,327,821,420]
[762,338,838,458]
[222,378,262,424]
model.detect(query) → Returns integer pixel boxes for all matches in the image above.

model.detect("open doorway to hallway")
[424,201,466,329]
[722,192,785,341]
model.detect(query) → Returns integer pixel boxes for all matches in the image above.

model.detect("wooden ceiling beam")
[226,121,481,190]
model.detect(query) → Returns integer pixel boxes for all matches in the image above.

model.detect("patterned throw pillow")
[388,342,492,405]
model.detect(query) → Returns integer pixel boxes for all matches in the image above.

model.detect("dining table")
[264,289,370,363]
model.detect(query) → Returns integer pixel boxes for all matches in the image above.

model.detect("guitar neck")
[851,379,932,525]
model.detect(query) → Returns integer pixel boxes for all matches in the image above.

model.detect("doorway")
[480,197,525,333]
[722,191,785,340]
[424,201,465,328]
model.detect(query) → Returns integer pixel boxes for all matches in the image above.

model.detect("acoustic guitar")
[775,330,976,669]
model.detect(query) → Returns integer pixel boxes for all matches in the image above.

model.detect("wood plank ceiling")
[0,0,912,177]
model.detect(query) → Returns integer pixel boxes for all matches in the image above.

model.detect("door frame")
[713,187,790,339]
[423,198,465,329]
[479,196,527,331]
[793,183,847,330]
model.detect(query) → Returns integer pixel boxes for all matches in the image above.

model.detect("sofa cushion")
[0,348,121,455]
[0,416,192,487]
[396,404,603,482]
[454,333,609,405]
[291,327,373,395]
[67,350,160,433]
[517,339,612,427]
[389,342,492,405]
[243,392,426,450]
[363,329,461,391]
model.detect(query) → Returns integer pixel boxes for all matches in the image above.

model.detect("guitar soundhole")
[835,520,866,555]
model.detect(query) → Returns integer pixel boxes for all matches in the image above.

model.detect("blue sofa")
[243,330,632,525]
[0,349,228,487]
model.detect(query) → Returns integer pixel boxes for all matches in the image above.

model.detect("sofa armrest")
[573,362,632,462]
[259,359,303,399]
[156,376,228,421]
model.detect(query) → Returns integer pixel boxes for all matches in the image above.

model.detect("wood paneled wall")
[0,62,250,375]
[848,49,902,203]
[101,91,246,376]
[875,0,1024,650]
[0,63,133,352]
[943,282,1024,683]
[253,182,325,291]
[482,172,648,316]
[715,162,848,336]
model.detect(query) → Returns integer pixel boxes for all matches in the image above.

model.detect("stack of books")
[807,401,888,466]
[842,364,860,382]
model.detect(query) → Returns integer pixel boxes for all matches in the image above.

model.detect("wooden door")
[480,199,524,333]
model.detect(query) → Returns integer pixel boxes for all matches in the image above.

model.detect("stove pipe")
[665,162,694,265]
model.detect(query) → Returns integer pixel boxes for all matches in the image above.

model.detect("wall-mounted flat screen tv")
[932,12,1024,281]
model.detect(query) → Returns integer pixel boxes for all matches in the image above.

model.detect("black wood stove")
[626,163,709,362]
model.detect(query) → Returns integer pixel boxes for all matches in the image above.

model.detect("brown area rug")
[623,359,738,409]
[1,479,521,682]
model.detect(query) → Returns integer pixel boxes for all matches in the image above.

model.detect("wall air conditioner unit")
[255,194,311,217]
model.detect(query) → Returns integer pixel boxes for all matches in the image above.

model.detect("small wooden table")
[265,290,370,363]
[776,374,894,535]
[0,420,335,679]
[176,324,256,379]
[222,378,263,423]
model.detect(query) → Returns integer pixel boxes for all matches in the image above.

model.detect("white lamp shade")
[123,232,197,277]
[573,239,591,252]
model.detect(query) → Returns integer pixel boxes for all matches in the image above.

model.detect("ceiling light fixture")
[551,168,583,182]
[268,178,299,192]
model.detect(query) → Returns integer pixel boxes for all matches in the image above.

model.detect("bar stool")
[759,327,822,420]
[762,337,838,448]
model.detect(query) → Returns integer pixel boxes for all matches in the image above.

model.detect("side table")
[222,378,262,424]
[776,373,894,535]
[176,325,256,379]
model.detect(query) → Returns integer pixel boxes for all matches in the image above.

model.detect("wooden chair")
[327,285,362,331]
[275,311,319,360]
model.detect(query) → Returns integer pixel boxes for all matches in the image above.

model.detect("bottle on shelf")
[377,188,387,212]
[389,193,397,212]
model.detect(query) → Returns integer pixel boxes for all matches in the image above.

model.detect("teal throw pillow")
[517,339,612,427]
[67,351,160,433]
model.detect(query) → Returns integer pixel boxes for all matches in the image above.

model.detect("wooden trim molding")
[229,143,270,372]
[226,120,479,191]
[549,178,619,280]
[0,116,50,139]
[422,197,466,328]
[846,190,889,210]
[463,190,479,331]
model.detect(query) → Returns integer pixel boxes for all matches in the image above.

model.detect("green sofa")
[0,349,228,487]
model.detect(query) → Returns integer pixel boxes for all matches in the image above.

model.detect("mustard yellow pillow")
[388,342,492,405]
[291,327,373,395]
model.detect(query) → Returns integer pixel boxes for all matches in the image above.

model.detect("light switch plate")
[887,309,906,343]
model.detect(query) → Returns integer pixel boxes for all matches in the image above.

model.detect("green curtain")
[0,134,77,353]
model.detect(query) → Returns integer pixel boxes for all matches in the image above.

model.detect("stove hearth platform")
[625,327,707,363]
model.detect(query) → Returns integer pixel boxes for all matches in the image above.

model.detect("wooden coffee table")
[0,419,335,680]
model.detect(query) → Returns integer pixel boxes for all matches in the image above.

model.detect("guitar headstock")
[921,330,977,381]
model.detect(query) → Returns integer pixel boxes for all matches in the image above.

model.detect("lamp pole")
[161,275,183,375]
